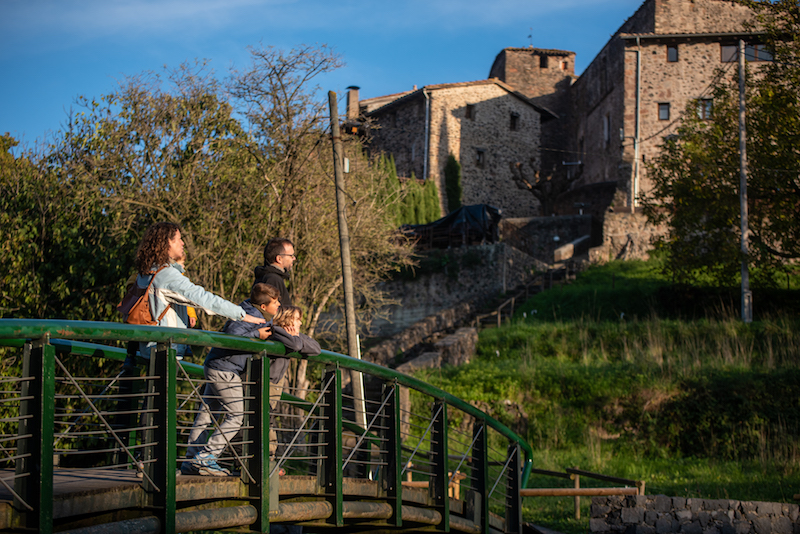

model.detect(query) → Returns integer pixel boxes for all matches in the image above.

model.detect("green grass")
[412,259,800,533]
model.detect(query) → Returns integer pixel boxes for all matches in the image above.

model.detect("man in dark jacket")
[182,283,280,476]
[253,238,295,306]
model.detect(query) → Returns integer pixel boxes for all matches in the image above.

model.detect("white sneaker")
[195,453,231,477]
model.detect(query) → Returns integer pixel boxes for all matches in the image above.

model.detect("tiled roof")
[500,47,575,56]
[364,78,558,120]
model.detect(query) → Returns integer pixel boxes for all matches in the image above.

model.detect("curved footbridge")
[0,320,533,534]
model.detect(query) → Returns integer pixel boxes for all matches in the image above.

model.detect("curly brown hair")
[135,222,181,275]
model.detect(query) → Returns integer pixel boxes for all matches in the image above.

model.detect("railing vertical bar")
[320,366,343,527]
[147,342,177,533]
[16,337,55,533]
[472,421,489,534]
[506,442,522,534]
[243,353,271,532]
[381,380,403,527]
[430,399,449,531]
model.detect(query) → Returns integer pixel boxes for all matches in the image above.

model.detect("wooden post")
[572,472,580,520]
[636,480,646,496]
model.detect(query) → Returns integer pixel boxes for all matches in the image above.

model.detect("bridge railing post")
[506,442,522,534]
[243,352,271,531]
[16,337,55,534]
[430,399,450,531]
[471,421,489,533]
[144,342,177,533]
[320,366,343,527]
[380,379,402,527]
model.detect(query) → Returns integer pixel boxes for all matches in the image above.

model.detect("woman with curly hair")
[132,222,265,357]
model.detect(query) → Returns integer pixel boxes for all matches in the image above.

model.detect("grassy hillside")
[413,259,800,533]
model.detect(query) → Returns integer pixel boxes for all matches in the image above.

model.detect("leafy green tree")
[444,153,463,213]
[643,0,800,286]
[1,44,414,377]
[0,134,134,321]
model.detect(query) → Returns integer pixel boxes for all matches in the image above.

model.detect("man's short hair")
[251,283,281,306]
[263,238,294,265]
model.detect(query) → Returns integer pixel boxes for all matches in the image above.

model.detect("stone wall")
[591,494,799,534]
[501,214,593,263]
[369,243,543,338]
[589,211,668,263]
[488,47,576,118]
[366,80,543,219]
[427,82,542,218]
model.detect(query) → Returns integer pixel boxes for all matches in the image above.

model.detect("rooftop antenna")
[528,27,533,47]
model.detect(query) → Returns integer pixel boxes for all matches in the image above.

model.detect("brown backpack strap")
[145,265,172,323]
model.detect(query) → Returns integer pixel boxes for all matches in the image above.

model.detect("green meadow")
[414,258,800,533]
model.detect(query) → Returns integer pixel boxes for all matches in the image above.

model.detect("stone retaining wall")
[591,495,799,534]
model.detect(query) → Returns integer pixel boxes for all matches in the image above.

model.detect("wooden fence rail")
[523,467,645,520]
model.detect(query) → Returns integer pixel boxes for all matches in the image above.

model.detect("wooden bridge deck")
[0,468,498,533]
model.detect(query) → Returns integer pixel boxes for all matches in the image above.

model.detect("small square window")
[510,112,520,131]
[465,104,476,120]
[561,61,568,70]
[658,103,671,121]
[721,44,737,63]
[476,149,485,168]
[755,44,773,61]
[697,99,713,120]
[667,45,679,62]
[540,55,548,68]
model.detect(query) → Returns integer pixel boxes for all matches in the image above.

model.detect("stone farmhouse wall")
[489,47,576,187]
[427,83,542,218]
[488,47,575,118]
[368,242,543,338]
[568,0,758,210]
[366,81,543,219]
[591,494,799,534]
[367,97,427,181]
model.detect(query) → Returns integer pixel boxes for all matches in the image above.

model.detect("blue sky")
[1,0,643,146]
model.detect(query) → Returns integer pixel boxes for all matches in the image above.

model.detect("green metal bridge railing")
[0,319,533,534]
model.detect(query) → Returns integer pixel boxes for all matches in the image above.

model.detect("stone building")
[489,48,577,190]
[492,0,763,216]
[356,80,556,218]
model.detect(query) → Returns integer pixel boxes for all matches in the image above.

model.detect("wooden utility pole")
[328,91,366,428]
[738,39,753,323]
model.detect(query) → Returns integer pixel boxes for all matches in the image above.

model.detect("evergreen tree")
[444,154,463,213]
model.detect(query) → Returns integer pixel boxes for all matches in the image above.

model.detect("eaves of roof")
[364,78,559,120]
[500,47,575,56]
[620,30,766,42]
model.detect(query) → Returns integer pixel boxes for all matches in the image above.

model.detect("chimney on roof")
[346,86,360,120]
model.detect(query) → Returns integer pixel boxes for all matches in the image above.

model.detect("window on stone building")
[746,43,773,61]
[667,45,679,62]
[603,115,610,146]
[697,98,713,120]
[722,43,773,63]
[476,149,486,168]
[510,112,520,131]
[540,55,548,68]
[562,61,568,70]
[721,44,738,63]
[465,104,476,120]
[658,103,671,121]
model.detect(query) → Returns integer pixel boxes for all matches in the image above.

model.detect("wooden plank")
[521,487,638,497]
[565,468,638,487]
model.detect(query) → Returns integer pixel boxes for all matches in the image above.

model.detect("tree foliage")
[377,154,441,227]
[642,0,800,286]
[0,46,415,363]
[444,153,463,213]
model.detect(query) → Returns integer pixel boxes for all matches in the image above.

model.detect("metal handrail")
[0,319,534,480]
[0,318,534,534]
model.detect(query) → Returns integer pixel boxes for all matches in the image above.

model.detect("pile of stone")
[590,494,799,534]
